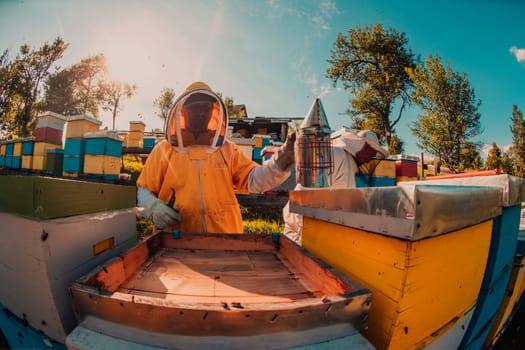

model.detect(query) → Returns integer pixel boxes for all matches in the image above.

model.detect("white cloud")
[480,143,512,159]
[509,46,525,62]
[267,0,338,33]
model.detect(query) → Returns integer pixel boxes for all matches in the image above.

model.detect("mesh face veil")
[166,87,227,147]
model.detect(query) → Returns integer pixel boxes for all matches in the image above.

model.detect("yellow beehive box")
[129,121,145,133]
[83,154,103,174]
[32,156,46,171]
[363,158,396,178]
[84,155,120,175]
[0,143,6,156]
[396,176,418,183]
[127,131,143,148]
[34,142,62,157]
[13,141,23,156]
[290,185,502,350]
[21,155,33,169]
[65,115,102,139]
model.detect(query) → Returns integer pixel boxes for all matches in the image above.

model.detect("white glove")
[143,197,181,229]
[273,132,296,171]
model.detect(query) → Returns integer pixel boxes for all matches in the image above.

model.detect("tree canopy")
[102,80,137,130]
[485,142,502,171]
[326,23,418,153]
[509,104,525,177]
[408,54,482,172]
[153,87,175,132]
[41,54,109,118]
[0,37,68,138]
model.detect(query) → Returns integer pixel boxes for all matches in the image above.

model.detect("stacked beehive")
[83,131,123,181]
[62,115,102,177]
[20,137,34,171]
[33,112,67,172]
[128,121,145,148]
[2,140,15,169]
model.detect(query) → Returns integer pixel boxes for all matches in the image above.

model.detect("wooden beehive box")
[65,115,101,139]
[290,183,505,350]
[0,175,136,219]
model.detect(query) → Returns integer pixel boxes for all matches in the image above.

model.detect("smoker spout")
[299,98,331,132]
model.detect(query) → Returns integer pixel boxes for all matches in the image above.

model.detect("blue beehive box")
[6,142,14,156]
[11,156,21,169]
[64,139,85,156]
[84,137,122,157]
[4,155,12,168]
[63,155,84,173]
[22,140,35,155]
[143,137,156,150]
[355,174,396,188]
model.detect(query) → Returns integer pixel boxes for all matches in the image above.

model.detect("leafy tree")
[501,151,513,175]
[485,142,502,171]
[509,104,525,177]
[408,54,482,172]
[460,141,483,171]
[326,23,418,153]
[102,81,137,130]
[471,154,484,171]
[0,37,68,138]
[153,87,175,132]
[67,54,108,118]
[40,67,80,115]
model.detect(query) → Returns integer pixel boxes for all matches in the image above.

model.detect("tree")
[153,87,175,132]
[68,54,108,118]
[408,54,482,172]
[0,37,68,138]
[509,104,525,177]
[102,81,137,130]
[485,142,502,171]
[459,141,483,171]
[40,67,80,115]
[501,151,513,175]
[326,23,418,153]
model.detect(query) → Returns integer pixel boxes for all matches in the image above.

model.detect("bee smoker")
[295,98,334,188]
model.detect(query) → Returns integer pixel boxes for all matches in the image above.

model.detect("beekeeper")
[137,81,295,233]
[283,129,389,244]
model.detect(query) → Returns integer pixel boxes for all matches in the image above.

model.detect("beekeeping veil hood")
[166,81,227,148]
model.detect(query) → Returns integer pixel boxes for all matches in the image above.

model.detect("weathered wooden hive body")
[289,174,525,350]
[66,232,374,349]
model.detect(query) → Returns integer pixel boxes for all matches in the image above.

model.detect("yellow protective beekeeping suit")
[136,82,258,233]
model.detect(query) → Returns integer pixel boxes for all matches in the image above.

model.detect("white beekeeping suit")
[283,129,389,245]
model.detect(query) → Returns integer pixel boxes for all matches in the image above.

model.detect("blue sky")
[1,0,524,156]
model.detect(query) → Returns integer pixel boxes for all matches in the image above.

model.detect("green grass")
[136,204,284,238]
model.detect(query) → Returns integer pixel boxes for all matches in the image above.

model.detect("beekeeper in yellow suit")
[137,81,295,233]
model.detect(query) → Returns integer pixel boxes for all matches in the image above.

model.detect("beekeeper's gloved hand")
[143,197,181,229]
[273,131,296,172]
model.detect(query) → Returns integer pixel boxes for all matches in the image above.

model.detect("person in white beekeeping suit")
[283,129,390,245]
